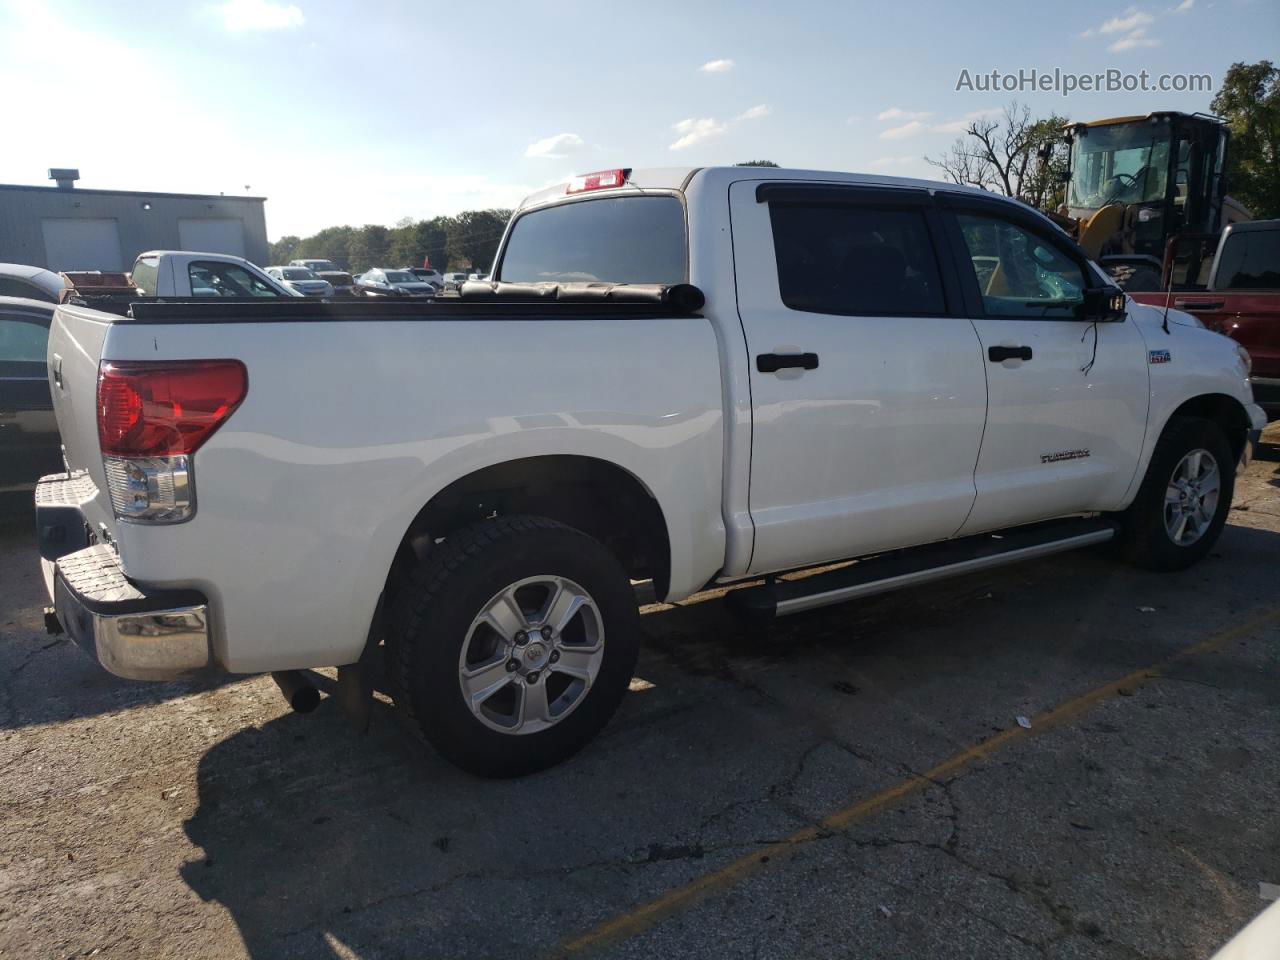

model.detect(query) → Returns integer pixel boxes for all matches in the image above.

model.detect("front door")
[730,180,988,576]
[941,201,1150,535]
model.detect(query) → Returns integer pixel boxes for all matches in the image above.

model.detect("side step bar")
[730,518,1117,618]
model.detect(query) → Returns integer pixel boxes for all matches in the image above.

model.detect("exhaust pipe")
[271,670,320,713]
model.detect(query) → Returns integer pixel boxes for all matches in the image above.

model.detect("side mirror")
[1079,286,1127,322]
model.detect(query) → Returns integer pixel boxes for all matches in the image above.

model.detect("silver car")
[266,266,334,298]
[356,268,438,297]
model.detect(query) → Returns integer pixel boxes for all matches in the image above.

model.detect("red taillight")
[565,168,629,194]
[97,360,248,457]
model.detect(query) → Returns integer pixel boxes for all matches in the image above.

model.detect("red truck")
[1132,220,1280,419]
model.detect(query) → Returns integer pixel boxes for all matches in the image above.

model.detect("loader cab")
[1065,113,1230,262]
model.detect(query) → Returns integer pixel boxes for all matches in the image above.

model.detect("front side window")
[188,262,279,298]
[1215,230,1280,291]
[768,203,946,316]
[956,213,1086,318]
[498,196,685,284]
[1068,124,1171,208]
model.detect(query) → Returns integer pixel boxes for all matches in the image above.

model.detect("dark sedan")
[353,268,439,298]
[0,297,61,494]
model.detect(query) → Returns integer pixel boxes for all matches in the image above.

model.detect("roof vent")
[49,168,80,189]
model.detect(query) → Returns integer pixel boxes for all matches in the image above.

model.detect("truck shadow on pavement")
[176,522,1280,959]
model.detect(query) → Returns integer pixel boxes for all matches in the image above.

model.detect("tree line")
[268,209,513,274]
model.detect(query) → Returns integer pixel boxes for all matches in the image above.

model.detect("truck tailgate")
[46,304,117,538]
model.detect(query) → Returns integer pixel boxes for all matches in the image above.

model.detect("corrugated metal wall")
[0,185,269,271]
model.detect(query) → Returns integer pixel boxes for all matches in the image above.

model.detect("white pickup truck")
[36,166,1265,777]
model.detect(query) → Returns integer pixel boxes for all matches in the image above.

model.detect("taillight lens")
[98,360,247,457]
[97,360,247,524]
[565,169,629,194]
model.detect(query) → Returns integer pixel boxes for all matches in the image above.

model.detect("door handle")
[988,345,1033,363]
[757,352,819,373]
[1172,299,1225,310]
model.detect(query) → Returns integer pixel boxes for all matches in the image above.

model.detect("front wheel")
[386,515,640,777]
[1117,417,1234,571]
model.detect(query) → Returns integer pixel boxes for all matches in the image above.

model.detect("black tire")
[1117,417,1234,571]
[386,515,640,778]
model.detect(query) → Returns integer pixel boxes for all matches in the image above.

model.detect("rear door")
[730,181,988,575]
[939,196,1149,534]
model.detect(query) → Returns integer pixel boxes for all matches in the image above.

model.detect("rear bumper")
[37,473,212,681]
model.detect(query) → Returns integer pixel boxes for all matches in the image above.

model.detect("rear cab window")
[497,195,686,284]
[131,256,160,295]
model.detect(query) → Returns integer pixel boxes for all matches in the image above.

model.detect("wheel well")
[1167,394,1251,462]
[388,455,671,601]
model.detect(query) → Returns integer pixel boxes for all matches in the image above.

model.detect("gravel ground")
[1,424,1278,960]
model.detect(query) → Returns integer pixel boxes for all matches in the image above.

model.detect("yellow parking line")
[554,606,1280,958]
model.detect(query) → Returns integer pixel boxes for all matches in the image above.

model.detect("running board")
[729,518,1117,619]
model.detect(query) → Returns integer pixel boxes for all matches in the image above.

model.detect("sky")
[1,0,1276,240]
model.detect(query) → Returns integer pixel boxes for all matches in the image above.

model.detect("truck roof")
[515,166,1003,211]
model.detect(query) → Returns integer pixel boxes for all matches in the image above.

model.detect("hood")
[393,282,437,293]
[1127,299,1204,331]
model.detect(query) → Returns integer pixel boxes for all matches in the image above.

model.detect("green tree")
[1211,60,1280,219]
[345,224,391,273]
[388,217,451,270]
[295,225,356,269]
[268,235,301,265]
[444,210,512,274]
[735,160,780,167]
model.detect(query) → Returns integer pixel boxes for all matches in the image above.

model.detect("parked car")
[266,266,335,298]
[130,251,294,298]
[34,166,1264,779]
[0,297,60,493]
[442,272,470,291]
[406,267,444,289]
[0,264,66,303]
[354,268,438,297]
[1131,220,1280,420]
[288,258,355,296]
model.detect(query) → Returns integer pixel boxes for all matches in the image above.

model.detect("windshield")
[282,268,317,280]
[498,195,686,284]
[303,261,335,271]
[1068,123,1171,209]
[384,271,416,283]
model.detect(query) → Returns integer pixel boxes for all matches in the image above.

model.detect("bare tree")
[926,101,1069,210]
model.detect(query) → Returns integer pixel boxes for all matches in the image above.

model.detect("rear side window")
[131,256,160,295]
[498,196,685,284]
[1216,230,1280,290]
[768,204,945,316]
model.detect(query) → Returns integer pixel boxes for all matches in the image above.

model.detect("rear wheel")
[1118,417,1234,571]
[386,515,640,777]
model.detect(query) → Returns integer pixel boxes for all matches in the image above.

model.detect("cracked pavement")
[1,424,1278,960]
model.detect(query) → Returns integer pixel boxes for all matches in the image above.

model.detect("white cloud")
[867,156,918,169]
[1080,27,1096,37]
[669,117,728,151]
[877,107,932,122]
[1099,9,1154,33]
[1109,28,1161,50]
[211,0,305,31]
[931,107,1000,134]
[524,132,584,159]
[880,120,928,140]
[738,104,771,121]
[1171,0,1193,10]
[699,58,735,74]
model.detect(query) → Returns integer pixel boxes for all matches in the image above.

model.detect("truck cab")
[130,251,292,298]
